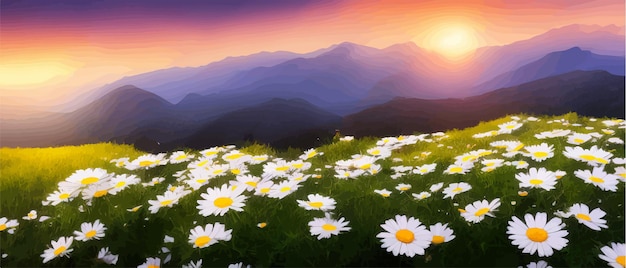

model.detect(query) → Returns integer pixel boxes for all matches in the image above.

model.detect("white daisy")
[23,210,37,220]
[367,146,392,158]
[374,189,392,197]
[108,174,140,195]
[254,180,274,196]
[267,180,301,199]
[428,222,455,245]
[0,217,19,234]
[461,198,501,223]
[566,133,593,145]
[297,194,336,211]
[395,183,412,192]
[97,247,118,265]
[182,259,203,268]
[506,212,568,257]
[429,182,444,192]
[376,215,431,257]
[41,236,74,263]
[608,137,625,144]
[567,203,608,231]
[308,213,351,240]
[524,143,554,162]
[443,162,473,174]
[515,168,558,191]
[234,175,261,192]
[74,219,107,241]
[413,164,437,175]
[563,146,613,166]
[45,189,77,206]
[196,184,247,216]
[300,148,321,160]
[442,182,472,199]
[188,222,232,248]
[574,166,620,192]
[412,192,431,200]
[520,260,552,268]
[169,151,194,164]
[614,166,626,182]
[137,257,160,268]
[598,242,625,268]
[64,168,111,190]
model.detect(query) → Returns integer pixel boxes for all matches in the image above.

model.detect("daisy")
[608,137,624,144]
[442,182,472,199]
[300,148,322,160]
[395,183,412,192]
[97,247,118,265]
[206,164,230,177]
[234,175,261,192]
[413,164,437,175]
[185,168,213,191]
[288,172,310,183]
[499,121,523,133]
[250,154,269,164]
[229,162,249,176]
[81,182,112,200]
[127,154,167,170]
[374,189,392,197]
[45,188,77,206]
[598,242,625,268]
[555,170,567,179]
[137,257,160,268]
[509,160,529,169]
[142,177,165,187]
[182,259,203,268]
[506,212,568,257]
[0,217,19,234]
[267,180,301,199]
[222,150,250,163]
[602,128,615,135]
[563,146,613,166]
[23,210,37,220]
[297,194,336,211]
[521,260,552,268]
[127,205,142,212]
[148,191,186,214]
[353,156,378,170]
[515,168,558,191]
[200,146,224,158]
[567,203,608,231]
[428,223,455,245]
[254,180,274,196]
[614,166,626,182]
[461,198,501,223]
[110,157,129,168]
[187,157,214,169]
[566,133,593,145]
[169,151,194,164]
[524,143,554,162]
[197,184,247,216]
[376,215,432,257]
[74,219,107,241]
[367,146,392,158]
[443,162,473,175]
[481,159,505,172]
[308,213,351,240]
[574,166,620,192]
[41,236,74,263]
[263,160,292,179]
[108,174,140,195]
[614,157,626,165]
[64,168,111,190]
[228,262,251,268]
[429,182,444,192]
[188,222,232,248]
[535,129,571,139]
[412,192,431,200]
[602,119,624,127]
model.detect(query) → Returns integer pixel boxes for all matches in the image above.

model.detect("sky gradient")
[1,0,624,108]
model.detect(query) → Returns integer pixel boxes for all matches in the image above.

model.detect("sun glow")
[0,62,74,87]
[419,23,480,60]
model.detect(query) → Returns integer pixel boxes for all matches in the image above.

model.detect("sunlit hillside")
[0,113,624,267]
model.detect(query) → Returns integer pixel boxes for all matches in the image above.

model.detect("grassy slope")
[0,113,624,267]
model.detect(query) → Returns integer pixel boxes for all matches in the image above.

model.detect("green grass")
[0,113,624,267]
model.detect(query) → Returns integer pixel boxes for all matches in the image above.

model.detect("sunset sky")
[1,0,624,109]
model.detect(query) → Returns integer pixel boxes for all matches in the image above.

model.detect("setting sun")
[420,24,480,59]
[0,62,74,87]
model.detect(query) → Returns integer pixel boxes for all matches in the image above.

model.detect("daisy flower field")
[0,113,623,267]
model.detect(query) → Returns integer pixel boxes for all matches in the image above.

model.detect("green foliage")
[0,114,624,267]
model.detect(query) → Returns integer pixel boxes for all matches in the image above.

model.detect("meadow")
[0,113,624,267]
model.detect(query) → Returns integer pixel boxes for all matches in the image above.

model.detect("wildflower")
[395,183,412,192]
[0,217,19,234]
[41,236,74,263]
[199,146,224,158]
[608,137,624,144]
[300,148,321,160]
[267,180,301,199]
[234,175,261,192]
[188,222,232,248]
[222,150,250,163]
[412,192,431,200]
[555,170,567,179]
[598,242,625,268]
[23,210,37,220]
[515,168,558,191]
[148,190,187,214]
[367,146,392,158]
[563,146,613,166]
[187,157,214,169]
[110,157,129,168]
[574,166,620,192]
[567,203,607,231]
[376,215,431,257]
[443,162,473,175]
[523,143,554,162]
[614,166,626,182]
[182,260,202,268]
[197,184,247,216]
[127,154,167,170]
[297,194,336,211]
[257,222,267,228]
[520,260,552,268]
[169,151,194,164]
[108,174,140,195]
[442,182,472,199]
[81,183,112,200]
[64,168,111,190]
[262,160,292,179]
[374,189,392,197]
[97,247,118,265]
[45,188,77,206]
[566,133,593,145]
[142,177,165,187]
[461,198,501,223]
[228,262,251,268]
[137,257,160,268]
[413,164,437,175]
[499,121,523,133]
[428,223,455,245]
[506,212,568,257]
[127,205,142,212]
[250,154,269,164]
[308,213,351,240]
[74,219,107,241]
[535,129,571,139]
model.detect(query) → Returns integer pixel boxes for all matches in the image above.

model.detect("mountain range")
[1,24,624,151]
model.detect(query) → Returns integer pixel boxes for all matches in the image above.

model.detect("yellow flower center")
[116,162,125,167]
[195,236,211,247]
[589,176,605,183]
[575,213,591,221]
[260,188,270,194]
[139,160,154,167]
[533,152,548,158]
[115,181,126,188]
[213,197,233,208]
[616,256,625,267]
[322,224,337,231]
[399,187,409,191]
[432,235,445,244]
[169,186,177,192]
[94,190,108,197]
[580,154,596,161]
[81,176,99,185]
[231,169,241,175]
[420,168,428,173]
[0,224,6,231]
[506,125,516,129]
[360,163,372,170]
[474,208,490,216]
[395,229,415,243]
[529,179,543,185]
[461,156,474,162]
[307,151,317,158]
[292,163,304,169]
[245,181,257,187]
[197,160,208,167]
[54,246,67,256]
[518,191,528,197]
[28,213,35,218]
[148,265,159,268]
[486,162,495,167]
[596,158,609,164]
[225,153,244,160]
[452,187,463,193]
[370,149,381,155]
[479,151,492,157]
[212,169,224,175]
[258,222,267,228]
[308,202,324,208]
[513,144,524,151]
[131,206,141,212]
[450,167,463,173]
[619,173,626,179]
[160,199,173,206]
[85,230,97,238]
[280,187,291,193]
[573,138,584,144]
[276,166,289,172]
[381,193,390,197]
[205,151,218,156]
[526,227,548,242]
